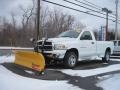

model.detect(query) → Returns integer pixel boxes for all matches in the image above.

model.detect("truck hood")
[48,37,76,44]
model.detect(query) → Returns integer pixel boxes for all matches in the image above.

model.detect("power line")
[42,0,120,24]
[79,0,116,17]
[63,0,115,19]
[74,0,101,11]
[67,0,120,22]
[83,0,102,9]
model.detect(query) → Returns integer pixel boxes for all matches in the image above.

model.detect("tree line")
[0,0,85,47]
[0,0,117,47]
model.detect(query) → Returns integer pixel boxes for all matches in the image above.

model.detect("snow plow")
[14,2,46,73]
[14,50,45,72]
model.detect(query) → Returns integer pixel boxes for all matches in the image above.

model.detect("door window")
[80,31,92,40]
[118,41,120,46]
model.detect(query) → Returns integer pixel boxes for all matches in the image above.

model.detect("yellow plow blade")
[14,51,45,72]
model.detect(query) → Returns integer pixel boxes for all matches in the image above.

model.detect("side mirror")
[30,38,35,43]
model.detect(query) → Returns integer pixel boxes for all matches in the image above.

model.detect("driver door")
[79,31,96,59]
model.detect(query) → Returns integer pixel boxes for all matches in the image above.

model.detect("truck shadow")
[47,60,120,70]
[74,60,120,70]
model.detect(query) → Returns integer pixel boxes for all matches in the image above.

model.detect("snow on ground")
[0,46,33,50]
[0,55,120,78]
[60,63,120,77]
[0,55,81,90]
[96,74,120,90]
[0,66,81,90]
[59,58,120,77]
[0,55,120,90]
[0,55,15,64]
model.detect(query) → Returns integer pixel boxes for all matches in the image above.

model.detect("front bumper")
[43,50,66,60]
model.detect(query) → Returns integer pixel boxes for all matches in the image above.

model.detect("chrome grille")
[37,41,52,51]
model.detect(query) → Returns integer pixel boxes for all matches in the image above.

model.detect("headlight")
[54,44,67,50]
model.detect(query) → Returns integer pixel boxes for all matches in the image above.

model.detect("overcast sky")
[0,0,119,30]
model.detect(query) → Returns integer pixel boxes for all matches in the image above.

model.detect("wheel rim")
[106,52,110,61]
[68,55,76,67]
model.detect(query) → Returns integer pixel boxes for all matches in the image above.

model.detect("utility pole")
[37,0,40,40]
[115,0,119,40]
[102,8,112,41]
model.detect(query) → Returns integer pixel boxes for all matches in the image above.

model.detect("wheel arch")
[105,47,111,54]
[65,48,79,59]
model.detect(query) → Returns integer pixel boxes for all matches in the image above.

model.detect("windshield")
[58,30,81,38]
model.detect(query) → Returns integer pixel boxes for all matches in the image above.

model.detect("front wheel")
[102,50,110,63]
[64,52,77,68]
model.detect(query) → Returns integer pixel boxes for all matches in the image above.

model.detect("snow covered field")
[0,47,33,50]
[0,55,120,90]
[97,74,120,90]
[0,56,82,90]
[0,66,80,90]
[60,63,120,77]
[0,55,14,63]
[0,55,81,90]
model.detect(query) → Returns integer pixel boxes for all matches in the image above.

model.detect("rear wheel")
[102,50,110,63]
[64,52,77,68]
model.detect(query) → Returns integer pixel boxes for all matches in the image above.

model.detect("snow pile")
[60,64,120,77]
[0,55,15,64]
[0,66,81,90]
[97,75,112,80]
[96,74,120,90]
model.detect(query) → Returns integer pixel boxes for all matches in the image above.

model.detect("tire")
[102,50,110,63]
[64,52,77,68]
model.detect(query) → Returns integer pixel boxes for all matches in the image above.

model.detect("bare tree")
[19,0,35,30]
[0,0,86,47]
[72,20,86,31]
[10,12,17,46]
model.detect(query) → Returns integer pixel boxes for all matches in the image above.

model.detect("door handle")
[91,42,95,44]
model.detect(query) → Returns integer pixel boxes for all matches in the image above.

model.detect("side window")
[118,41,120,46]
[80,31,92,40]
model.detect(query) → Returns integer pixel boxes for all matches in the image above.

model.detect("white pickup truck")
[36,30,114,68]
